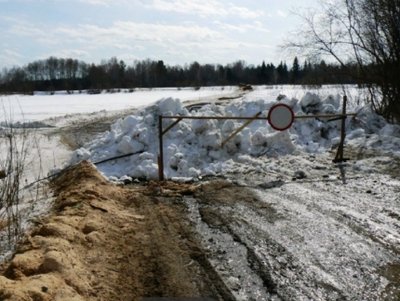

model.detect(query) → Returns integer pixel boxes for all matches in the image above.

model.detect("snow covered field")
[0,86,236,122]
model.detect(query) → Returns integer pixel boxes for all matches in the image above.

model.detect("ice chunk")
[300,92,322,114]
[347,128,365,139]
[188,167,201,178]
[323,95,341,110]
[169,152,184,170]
[321,104,337,114]
[117,136,145,154]
[379,124,400,137]
[201,131,221,149]
[208,150,222,160]
[251,130,268,147]
[222,120,236,133]
[265,131,296,154]
[281,97,300,112]
[158,97,185,115]
[192,119,215,134]
[69,148,91,165]
[138,152,155,161]
[121,116,141,134]
[134,160,159,179]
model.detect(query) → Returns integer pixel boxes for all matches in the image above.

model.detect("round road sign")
[267,103,294,131]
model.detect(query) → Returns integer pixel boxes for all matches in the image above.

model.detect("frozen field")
[0,86,237,122]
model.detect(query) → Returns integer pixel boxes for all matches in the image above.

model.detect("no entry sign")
[268,103,294,131]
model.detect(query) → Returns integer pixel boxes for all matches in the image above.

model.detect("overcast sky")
[0,0,318,68]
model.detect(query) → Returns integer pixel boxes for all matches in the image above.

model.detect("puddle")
[380,263,400,301]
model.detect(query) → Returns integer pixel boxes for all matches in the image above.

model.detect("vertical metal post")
[333,95,347,163]
[158,115,165,181]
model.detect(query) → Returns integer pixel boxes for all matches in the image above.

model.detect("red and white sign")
[268,103,294,131]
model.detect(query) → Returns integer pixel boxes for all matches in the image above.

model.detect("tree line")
[0,56,360,94]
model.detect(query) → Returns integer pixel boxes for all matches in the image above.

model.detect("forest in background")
[0,56,361,94]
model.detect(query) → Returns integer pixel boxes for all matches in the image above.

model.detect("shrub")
[0,124,28,245]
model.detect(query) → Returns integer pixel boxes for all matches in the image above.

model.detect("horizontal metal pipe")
[294,113,357,119]
[161,113,357,121]
[161,115,267,120]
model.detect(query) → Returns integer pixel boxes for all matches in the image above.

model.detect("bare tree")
[287,0,400,122]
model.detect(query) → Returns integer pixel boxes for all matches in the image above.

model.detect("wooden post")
[158,115,165,181]
[333,95,348,163]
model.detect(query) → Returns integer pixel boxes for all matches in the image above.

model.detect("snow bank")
[69,93,400,180]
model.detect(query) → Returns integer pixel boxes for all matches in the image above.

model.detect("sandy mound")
[0,161,227,301]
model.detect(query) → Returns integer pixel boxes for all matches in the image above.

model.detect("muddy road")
[0,155,399,300]
[186,159,400,300]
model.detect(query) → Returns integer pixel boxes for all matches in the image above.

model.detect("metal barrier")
[158,95,356,180]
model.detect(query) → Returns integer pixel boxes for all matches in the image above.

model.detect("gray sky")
[0,0,319,68]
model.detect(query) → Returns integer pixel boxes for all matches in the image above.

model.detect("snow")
[0,132,71,262]
[250,167,400,299]
[246,85,366,109]
[70,88,400,181]
[0,86,235,122]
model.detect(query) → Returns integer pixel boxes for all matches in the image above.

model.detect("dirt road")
[1,154,399,300]
[186,154,400,300]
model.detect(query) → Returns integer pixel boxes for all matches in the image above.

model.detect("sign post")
[333,95,349,163]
